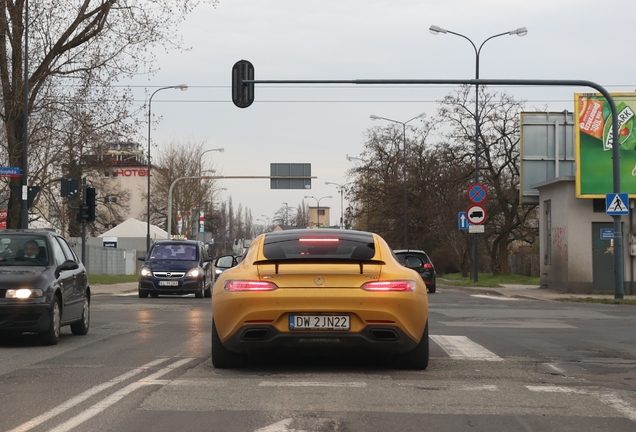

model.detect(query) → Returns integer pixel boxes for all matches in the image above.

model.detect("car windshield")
[262,230,375,260]
[149,244,197,261]
[0,235,48,266]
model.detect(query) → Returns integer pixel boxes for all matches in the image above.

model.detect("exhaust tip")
[370,329,398,341]
[241,328,269,340]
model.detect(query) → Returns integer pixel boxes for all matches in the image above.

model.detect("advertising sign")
[0,210,6,229]
[575,92,636,197]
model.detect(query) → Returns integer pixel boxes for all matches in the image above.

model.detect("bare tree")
[1,0,218,228]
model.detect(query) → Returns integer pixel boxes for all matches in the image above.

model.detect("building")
[306,206,331,228]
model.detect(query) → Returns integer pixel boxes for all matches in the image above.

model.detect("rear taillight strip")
[224,281,278,291]
[361,280,416,292]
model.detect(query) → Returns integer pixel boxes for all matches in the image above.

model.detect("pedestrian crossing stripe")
[606,193,629,215]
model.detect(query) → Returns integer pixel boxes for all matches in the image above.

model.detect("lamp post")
[146,84,188,251]
[430,25,527,282]
[370,112,426,249]
[197,148,223,240]
[282,202,288,226]
[304,195,332,227]
[261,214,270,230]
[325,181,346,229]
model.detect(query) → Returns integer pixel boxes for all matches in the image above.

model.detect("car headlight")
[140,267,152,277]
[6,288,44,299]
[186,268,201,278]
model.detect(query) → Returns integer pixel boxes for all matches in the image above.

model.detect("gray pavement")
[89,280,636,301]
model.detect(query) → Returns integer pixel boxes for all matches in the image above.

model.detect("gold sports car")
[211,229,429,369]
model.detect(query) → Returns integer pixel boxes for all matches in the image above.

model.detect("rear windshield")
[150,244,198,261]
[262,230,375,260]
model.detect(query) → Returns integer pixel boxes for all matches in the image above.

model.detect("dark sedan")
[393,249,437,293]
[138,240,214,298]
[0,230,90,345]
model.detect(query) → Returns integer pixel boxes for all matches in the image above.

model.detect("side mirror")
[56,260,79,278]
[215,255,236,268]
[138,257,146,262]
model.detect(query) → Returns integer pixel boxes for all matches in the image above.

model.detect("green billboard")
[576,92,636,197]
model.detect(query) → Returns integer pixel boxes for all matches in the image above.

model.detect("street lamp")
[261,214,270,229]
[282,202,288,226]
[325,181,346,229]
[146,84,188,251]
[304,195,332,227]
[430,24,527,282]
[370,112,426,249]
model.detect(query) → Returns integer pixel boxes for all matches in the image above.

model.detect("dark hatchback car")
[393,250,437,293]
[0,230,90,345]
[138,240,214,298]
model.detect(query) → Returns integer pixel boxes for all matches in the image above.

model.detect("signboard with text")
[575,92,636,197]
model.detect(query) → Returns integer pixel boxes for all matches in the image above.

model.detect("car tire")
[211,320,247,369]
[40,296,61,346]
[138,290,149,298]
[204,281,212,298]
[393,321,429,370]
[71,297,90,336]
[195,280,204,298]
[428,280,436,294]
[150,292,159,298]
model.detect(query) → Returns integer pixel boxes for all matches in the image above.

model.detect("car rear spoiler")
[253,258,386,275]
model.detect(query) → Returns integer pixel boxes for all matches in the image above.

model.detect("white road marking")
[461,385,499,391]
[527,385,636,423]
[47,358,195,432]
[471,294,520,301]
[254,418,296,432]
[430,335,503,361]
[7,358,171,432]
[259,381,366,388]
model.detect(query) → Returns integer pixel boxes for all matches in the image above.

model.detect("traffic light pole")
[235,69,624,299]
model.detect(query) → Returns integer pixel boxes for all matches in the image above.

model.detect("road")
[1,289,635,432]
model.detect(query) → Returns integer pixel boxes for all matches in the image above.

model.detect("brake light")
[299,238,339,243]
[361,280,416,292]
[423,263,434,269]
[224,281,278,291]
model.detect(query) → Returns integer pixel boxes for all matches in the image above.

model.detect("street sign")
[466,204,487,225]
[600,228,614,240]
[458,212,469,230]
[0,167,20,178]
[606,193,629,215]
[469,224,485,233]
[467,183,488,204]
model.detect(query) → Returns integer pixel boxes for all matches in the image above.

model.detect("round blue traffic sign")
[467,183,488,204]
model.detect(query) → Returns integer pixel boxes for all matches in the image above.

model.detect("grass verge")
[88,274,138,284]
[439,273,540,287]
[554,297,636,305]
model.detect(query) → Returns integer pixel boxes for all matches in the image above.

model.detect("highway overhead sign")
[606,193,629,215]
[466,204,487,225]
[467,183,488,204]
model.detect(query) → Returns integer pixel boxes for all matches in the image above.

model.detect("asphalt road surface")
[1,289,635,432]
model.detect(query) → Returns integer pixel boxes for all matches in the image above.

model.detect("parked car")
[393,250,437,293]
[211,229,429,369]
[138,240,214,298]
[0,230,90,345]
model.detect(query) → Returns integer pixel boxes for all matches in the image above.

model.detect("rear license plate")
[158,281,179,286]
[289,315,350,330]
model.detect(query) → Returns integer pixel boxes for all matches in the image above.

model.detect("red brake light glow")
[224,281,278,291]
[299,238,340,242]
[361,280,416,292]
[423,263,434,269]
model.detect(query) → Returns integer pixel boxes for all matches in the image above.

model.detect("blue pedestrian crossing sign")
[606,193,629,215]
[458,212,469,230]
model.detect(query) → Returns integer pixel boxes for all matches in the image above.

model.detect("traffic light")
[231,60,254,108]
[86,187,97,222]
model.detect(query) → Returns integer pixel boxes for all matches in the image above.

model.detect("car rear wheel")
[70,297,90,335]
[393,321,429,370]
[211,320,247,368]
[428,279,436,294]
[40,297,61,346]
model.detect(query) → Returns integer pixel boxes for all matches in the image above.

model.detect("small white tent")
[98,218,167,240]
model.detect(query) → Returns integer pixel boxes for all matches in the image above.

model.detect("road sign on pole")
[467,183,488,204]
[458,212,469,230]
[606,193,629,215]
[466,204,487,225]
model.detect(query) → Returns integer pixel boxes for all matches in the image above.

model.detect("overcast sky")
[123,0,636,228]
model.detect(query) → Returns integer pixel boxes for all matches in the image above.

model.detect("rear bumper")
[0,303,52,333]
[221,324,419,354]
